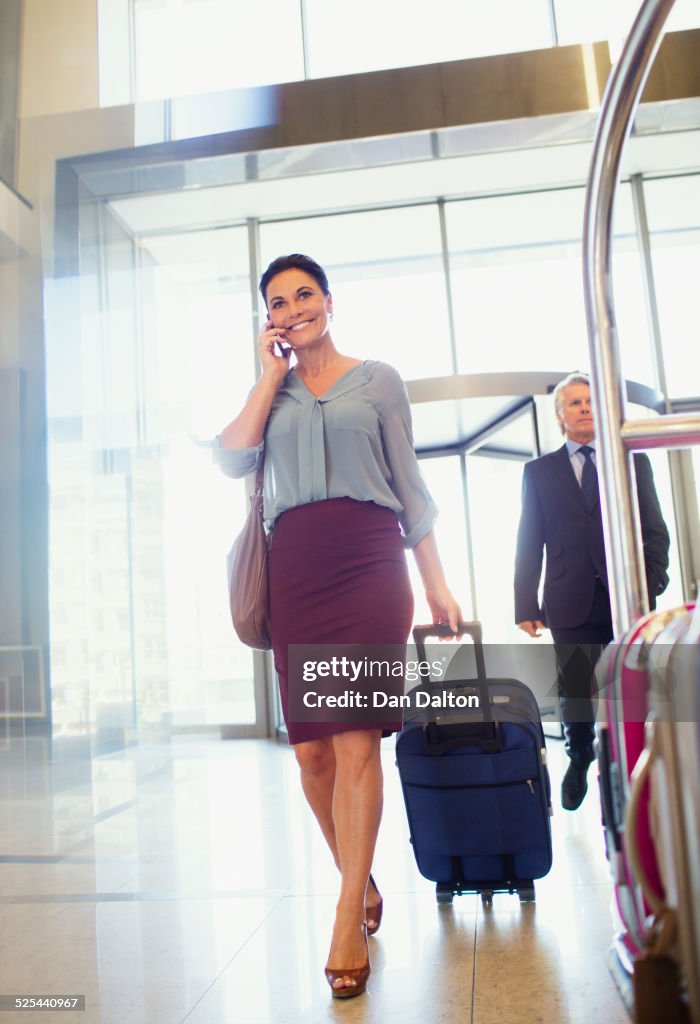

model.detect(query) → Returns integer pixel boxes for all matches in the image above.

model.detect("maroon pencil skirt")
[268,498,414,744]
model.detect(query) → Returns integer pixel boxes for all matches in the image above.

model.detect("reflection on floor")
[0,732,630,1024]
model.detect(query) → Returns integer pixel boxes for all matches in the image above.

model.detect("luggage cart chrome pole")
[582,0,700,638]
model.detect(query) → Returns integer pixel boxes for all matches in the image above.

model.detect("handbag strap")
[254,448,265,496]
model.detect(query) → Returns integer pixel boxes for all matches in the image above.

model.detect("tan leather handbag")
[227,456,271,650]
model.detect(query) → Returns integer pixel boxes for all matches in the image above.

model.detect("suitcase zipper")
[406,778,537,793]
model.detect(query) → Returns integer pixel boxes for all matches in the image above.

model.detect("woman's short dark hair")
[259,254,330,305]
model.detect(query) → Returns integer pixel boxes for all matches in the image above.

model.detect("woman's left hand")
[425,586,462,636]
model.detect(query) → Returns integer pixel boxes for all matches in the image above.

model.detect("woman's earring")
[330,312,334,321]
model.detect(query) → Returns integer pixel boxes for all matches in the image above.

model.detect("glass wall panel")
[614,184,657,389]
[554,0,700,46]
[694,448,700,562]
[98,0,132,107]
[46,213,258,742]
[410,457,473,626]
[467,449,533,642]
[643,450,684,612]
[553,0,610,45]
[666,0,700,31]
[100,0,700,108]
[466,431,567,707]
[260,207,453,381]
[141,228,258,729]
[132,0,304,102]
[304,0,553,79]
[644,174,700,400]
[446,185,653,384]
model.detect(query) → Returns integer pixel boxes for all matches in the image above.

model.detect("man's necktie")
[579,445,598,506]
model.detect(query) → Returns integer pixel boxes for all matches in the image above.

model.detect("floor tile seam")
[54,798,139,837]
[464,882,614,919]
[526,882,615,893]
[0,852,182,865]
[538,880,615,892]
[0,854,101,864]
[0,899,75,959]
[54,777,189,838]
[9,766,190,838]
[56,833,124,858]
[286,886,482,910]
[0,888,291,905]
[177,893,289,1024]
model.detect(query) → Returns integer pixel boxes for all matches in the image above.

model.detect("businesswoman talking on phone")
[215,254,461,999]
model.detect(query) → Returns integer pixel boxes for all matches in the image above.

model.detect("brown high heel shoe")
[365,873,383,936]
[324,924,370,999]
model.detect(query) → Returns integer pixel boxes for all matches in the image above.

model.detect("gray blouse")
[214,359,437,548]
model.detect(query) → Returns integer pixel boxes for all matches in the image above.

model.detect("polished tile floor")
[0,732,631,1024]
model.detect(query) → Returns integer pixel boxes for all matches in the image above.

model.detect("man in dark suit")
[514,372,670,810]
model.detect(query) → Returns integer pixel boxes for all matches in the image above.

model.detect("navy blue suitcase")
[396,622,553,904]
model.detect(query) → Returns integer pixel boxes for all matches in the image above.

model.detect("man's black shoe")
[561,762,589,811]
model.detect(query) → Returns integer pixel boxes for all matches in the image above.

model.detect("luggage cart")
[583,2,700,1019]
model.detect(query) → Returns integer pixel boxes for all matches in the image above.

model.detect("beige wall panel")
[18,105,134,199]
[0,181,33,262]
[0,263,22,366]
[20,0,99,118]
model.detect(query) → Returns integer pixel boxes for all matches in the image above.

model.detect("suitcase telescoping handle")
[412,620,492,725]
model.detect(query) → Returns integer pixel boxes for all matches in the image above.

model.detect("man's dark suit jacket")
[514,444,670,630]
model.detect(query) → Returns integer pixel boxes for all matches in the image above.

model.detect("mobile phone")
[276,340,290,358]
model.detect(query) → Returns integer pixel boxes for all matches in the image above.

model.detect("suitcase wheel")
[436,883,454,905]
[518,885,536,903]
[480,890,494,906]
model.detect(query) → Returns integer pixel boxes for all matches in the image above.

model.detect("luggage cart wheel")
[480,890,494,906]
[436,884,454,905]
[518,885,536,903]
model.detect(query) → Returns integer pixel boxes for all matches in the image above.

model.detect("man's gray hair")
[553,371,590,415]
[553,372,590,435]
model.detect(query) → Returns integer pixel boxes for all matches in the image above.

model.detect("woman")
[216,254,461,998]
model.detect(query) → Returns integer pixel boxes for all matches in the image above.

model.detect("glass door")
[464,409,560,714]
[46,205,267,742]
